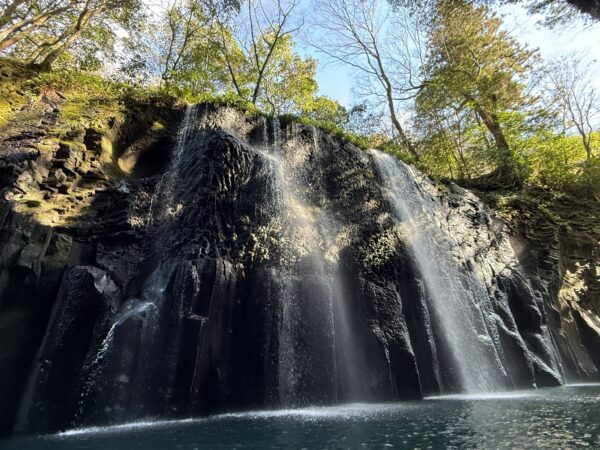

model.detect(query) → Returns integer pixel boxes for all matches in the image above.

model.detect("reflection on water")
[3,385,600,449]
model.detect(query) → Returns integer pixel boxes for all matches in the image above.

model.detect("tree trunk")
[251,33,281,105]
[471,104,521,186]
[0,11,58,51]
[218,24,243,97]
[0,6,69,48]
[38,7,98,70]
[0,0,27,29]
[27,25,71,65]
[372,46,418,160]
[27,38,61,64]
[386,88,419,160]
[582,135,592,161]
[474,107,510,162]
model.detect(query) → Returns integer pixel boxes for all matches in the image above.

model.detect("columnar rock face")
[1,103,599,434]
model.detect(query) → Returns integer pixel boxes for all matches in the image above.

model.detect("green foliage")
[35,70,129,97]
[278,111,371,150]
[0,59,31,119]
[418,0,537,177]
[22,67,178,146]
[424,1,534,111]
[1,0,144,70]
[302,96,348,129]
[528,132,600,197]
[120,3,237,96]
[192,91,262,116]
[3,0,598,203]
[252,34,319,116]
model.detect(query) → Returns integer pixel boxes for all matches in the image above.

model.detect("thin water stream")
[149,104,196,224]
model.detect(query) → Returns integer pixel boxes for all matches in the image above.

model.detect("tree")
[544,56,599,161]
[117,0,333,119]
[388,0,600,26]
[499,0,600,26]
[0,0,142,70]
[303,96,348,128]
[37,0,127,69]
[310,0,423,159]
[121,0,225,88]
[257,34,318,115]
[216,0,302,106]
[339,102,395,141]
[418,0,537,181]
[0,0,75,52]
[415,103,493,180]
[159,0,210,84]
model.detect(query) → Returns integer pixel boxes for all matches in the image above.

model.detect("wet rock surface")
[1,103,599,434]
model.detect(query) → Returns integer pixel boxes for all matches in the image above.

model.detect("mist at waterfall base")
[3,385,600,449]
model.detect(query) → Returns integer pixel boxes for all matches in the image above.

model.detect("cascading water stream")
[370,149,507,393]
[148,104,196,224]
[90,300,156,369]
[71,104,202,424]
[75,299,157,416]
[69,266,170,428]
[263,119,335,404]
[254,120,365,404]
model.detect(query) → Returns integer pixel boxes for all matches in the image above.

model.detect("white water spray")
[370,149,507,392]
[148,104,196,223]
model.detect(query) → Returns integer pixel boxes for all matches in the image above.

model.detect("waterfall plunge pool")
[3,384,600,449]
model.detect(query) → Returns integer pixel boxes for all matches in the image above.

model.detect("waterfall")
[255,120,339,405]
[75,299,157,417]
[370,149,507,393]
[13,103,590,435]
[149,104,196,224]
[76,267,169,424]
[253,122,367,404]
[90,300,156,368]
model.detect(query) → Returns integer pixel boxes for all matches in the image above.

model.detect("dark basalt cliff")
[0,96,599,435]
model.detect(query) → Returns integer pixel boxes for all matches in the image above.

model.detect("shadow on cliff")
[0,100,184,435]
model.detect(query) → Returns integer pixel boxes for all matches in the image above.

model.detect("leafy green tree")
[418,0,537,182]
[1,0,142,69]
[120,4,233,96]
[527,129,600,196]
[256,34,317,115]
[216,0,302,106]
[303,96,348,128]
[119,2,337,124]
[0,0,75,51]
[415,105,492,180]
[388,0,600,26]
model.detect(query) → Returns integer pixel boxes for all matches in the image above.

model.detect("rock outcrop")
[1,101,599,435]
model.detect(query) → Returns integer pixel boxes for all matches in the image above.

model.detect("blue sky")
[308,4,600,108]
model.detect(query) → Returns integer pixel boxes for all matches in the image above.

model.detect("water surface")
[3,385,599,449]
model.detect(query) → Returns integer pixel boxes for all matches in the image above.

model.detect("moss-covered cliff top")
[0,59,183,227]
[2,58,598,242]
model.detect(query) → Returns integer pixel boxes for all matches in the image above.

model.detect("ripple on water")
[1,385,599,450]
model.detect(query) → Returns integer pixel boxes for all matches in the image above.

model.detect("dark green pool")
[2,384,599,449]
